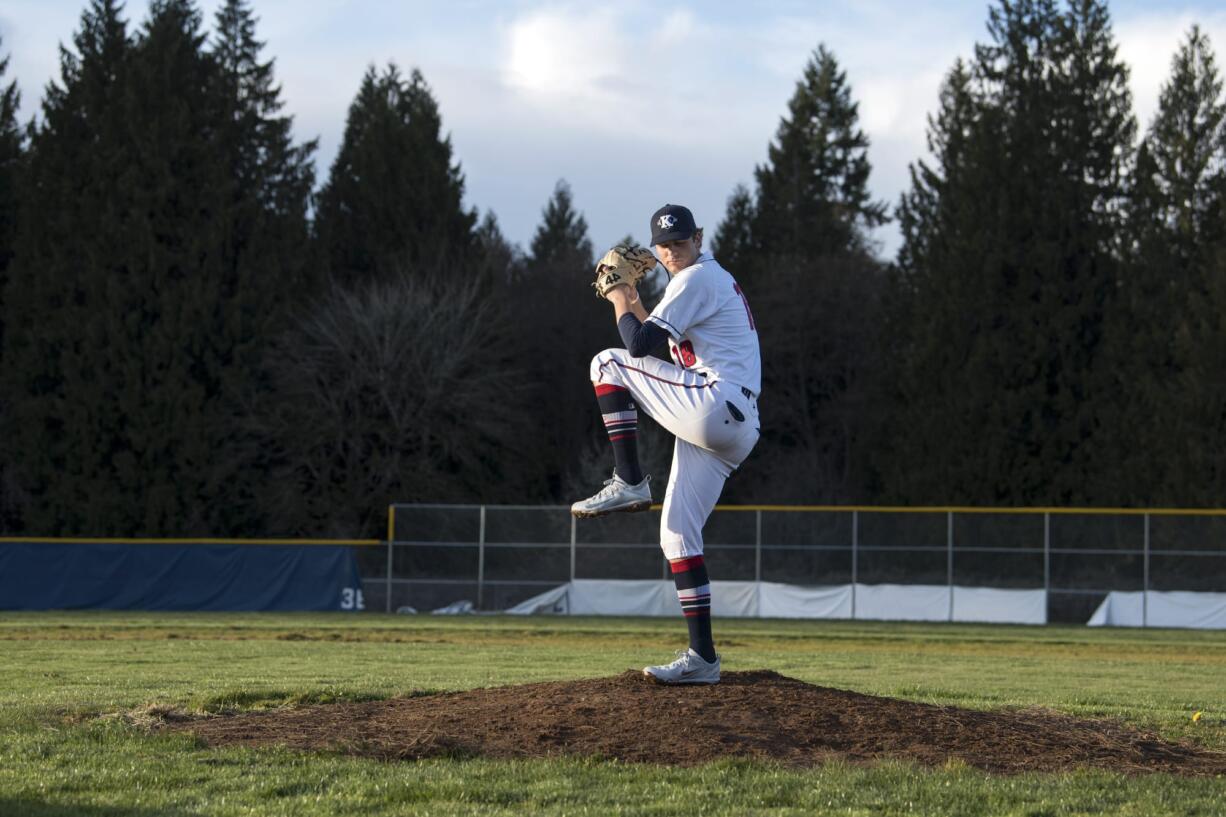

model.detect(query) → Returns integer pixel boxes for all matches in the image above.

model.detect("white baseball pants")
[590,348,759,560]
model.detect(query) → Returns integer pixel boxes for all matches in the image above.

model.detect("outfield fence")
[362,504,1226,624]
[1,537,377,611]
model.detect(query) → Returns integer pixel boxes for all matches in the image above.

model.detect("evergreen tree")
[1130,26,1225,266]
[0,36,25,530]
[894,60,982,284]
[515,181,616,498]
[529,179,593,268]
[751,45,888,261]
[0,36,20,291]
[2,0,136,534]
[1112,27,1226,504]
[2,0,315,535]
[883,0,1136,505]
[211,0,317,302]
[207,0,317,523]
[314,64,476,285]
[714,45,888,502]
[474,209,525,289]
[881,61,1004,501]
[711,184,754,274]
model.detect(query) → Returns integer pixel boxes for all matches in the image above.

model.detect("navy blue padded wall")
[0,541,364,611]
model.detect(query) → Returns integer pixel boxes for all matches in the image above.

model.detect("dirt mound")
[165,671,1226,775]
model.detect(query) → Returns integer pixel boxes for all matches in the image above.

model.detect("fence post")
[851,510,858,620]
[1043,512,1051,622]
[1143,513,1150,628]
[385,505,395,614]
[755,509,762,584]
[947,510,954,623]
[477,505,486,610]
[570,513,577,583]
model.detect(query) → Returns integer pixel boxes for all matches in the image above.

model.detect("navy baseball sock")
[594,384,643,485]
[670,555,716,662]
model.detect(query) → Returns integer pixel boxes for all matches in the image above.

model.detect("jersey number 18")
[733,283,756,331]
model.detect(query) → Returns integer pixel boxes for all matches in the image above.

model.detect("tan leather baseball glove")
[592,244,657,299]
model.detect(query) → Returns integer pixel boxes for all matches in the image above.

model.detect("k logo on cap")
[650,204,696,246]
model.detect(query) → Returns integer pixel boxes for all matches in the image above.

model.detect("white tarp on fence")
[506,579,1046,624]
[1087,591,1226,628]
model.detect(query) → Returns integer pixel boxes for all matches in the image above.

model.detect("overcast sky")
[4,1,1226,261]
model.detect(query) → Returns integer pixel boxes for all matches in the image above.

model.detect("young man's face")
[655,235,700,274]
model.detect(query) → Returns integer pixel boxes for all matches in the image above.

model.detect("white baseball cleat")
[643,648,721,685]
[570,473,652,518]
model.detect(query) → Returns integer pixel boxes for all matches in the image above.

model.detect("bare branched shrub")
[243,273,542,537]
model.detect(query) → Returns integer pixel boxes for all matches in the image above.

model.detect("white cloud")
[653,8,698,48]
[503,6,626,103]
[496,4,748,146]
[858,69,946,147]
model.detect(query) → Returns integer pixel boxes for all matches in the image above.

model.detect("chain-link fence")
[350,505,1226,623]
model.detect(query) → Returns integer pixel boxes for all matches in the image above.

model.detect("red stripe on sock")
[669,555,705,574]
[608,434,637,441]
[594,384,628,397]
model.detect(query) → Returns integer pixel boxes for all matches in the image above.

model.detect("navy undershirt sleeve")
[618,313,670,358]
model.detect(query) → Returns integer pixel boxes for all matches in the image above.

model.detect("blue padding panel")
[0,542,364,611]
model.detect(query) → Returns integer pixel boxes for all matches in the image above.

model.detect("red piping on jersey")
[599,359,717,390]
[594,383,628,396]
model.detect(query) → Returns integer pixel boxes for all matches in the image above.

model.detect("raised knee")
[590,347,628,383]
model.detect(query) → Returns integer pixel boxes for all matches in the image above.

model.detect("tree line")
[0,0,1223,538]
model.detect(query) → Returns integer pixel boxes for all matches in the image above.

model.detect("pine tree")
[0,35,25,530]
[713,45,888,502]
[2,0,316,535]
[0,34,21,345]
[1113,27,1226,504]
[881,60,1004,501]
[516,181,615,498]
[474,210,525,289]
[207,0,317,525]
[1,0,135,534]
[1131,27,1226,266]
[0,36,20,290]
[528,180,593,269]
[882,0,1136,505]
[314,64,476,285]
[211,0,316,302]
[894,60,982,284]
[711,184,754,274]
[751,45,888,261]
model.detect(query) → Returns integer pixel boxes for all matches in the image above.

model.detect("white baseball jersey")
[589,252,761,560]
[645,253,761,397]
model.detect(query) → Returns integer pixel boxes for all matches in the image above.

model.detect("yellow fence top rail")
[387,502,1226,519]
[701,505,1226,516]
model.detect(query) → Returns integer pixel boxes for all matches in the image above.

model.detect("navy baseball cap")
[650,204,696,246]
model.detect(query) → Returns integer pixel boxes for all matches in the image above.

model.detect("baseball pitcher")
[573,203,761,684]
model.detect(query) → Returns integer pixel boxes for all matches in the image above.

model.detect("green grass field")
[0,612,1223,816]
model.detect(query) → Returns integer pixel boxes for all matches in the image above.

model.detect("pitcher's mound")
[166,670,1226,775]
